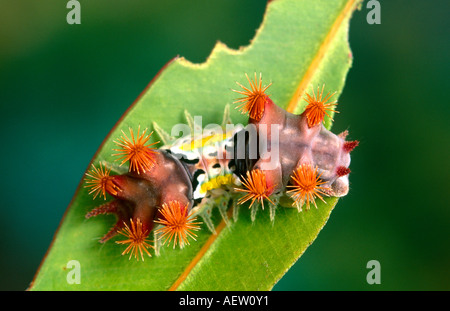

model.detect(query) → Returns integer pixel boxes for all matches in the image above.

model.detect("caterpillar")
[84,73,358,261]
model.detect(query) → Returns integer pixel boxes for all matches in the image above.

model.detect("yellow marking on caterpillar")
[179,132,230,151]
[200,174,235,194]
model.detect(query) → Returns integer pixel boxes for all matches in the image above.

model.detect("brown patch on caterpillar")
[85,147,193,259]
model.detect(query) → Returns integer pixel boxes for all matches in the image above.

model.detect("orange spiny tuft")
[235,169,274,209]
[113,126,159,174]
[84,163,120,200]
[287,164,330,211]
[116,218,153,261]
[154,201,201,249]
[303,85,338,128]
[233,73,272,121]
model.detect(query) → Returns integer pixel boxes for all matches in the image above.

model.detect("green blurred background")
[0,0,448,290]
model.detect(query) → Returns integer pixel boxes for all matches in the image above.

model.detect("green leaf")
[30,0,361,291]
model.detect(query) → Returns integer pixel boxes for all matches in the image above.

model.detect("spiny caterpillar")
[84,73,358,261]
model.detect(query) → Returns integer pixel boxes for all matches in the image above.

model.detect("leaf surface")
[30,0,361,291]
